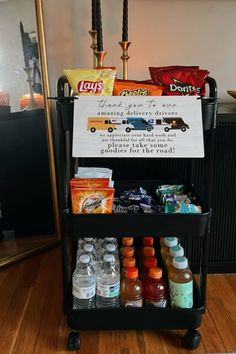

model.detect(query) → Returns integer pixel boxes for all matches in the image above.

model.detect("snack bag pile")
[156,184,202,214]
[70,167,114,214]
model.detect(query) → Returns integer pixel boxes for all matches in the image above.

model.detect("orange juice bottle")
[120,237,134,257]
[168,256,193,308]
[137,236,154,261]
[120,246,134,263]
[120,267,143,307]
[121,257,136,280]
[140,257,158,282]
[139,246,155,271]
[143,267,168,308]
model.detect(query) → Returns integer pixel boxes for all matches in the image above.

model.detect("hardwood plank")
[0,287,32,354]
[207,298,236,352]
[200,307,227,353]
[11,248,59,353]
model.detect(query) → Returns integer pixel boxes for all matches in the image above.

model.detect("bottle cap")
[170,245,184,258]
[123,257,136,268]
[122,237,133,246]
[105,237,115,242]
[143,246,155,257]
[79,255,90,264]
[103,254,115,263]
[84,237,93,242]
[83,243,93,252]
[125,267,138,279]
[163,237,178,247]
[106,243,116,252]
[144,257,157,268]
[148,267,162,279]
[122,246,134,258]
[173,256,188,269]
[143,236,154,246]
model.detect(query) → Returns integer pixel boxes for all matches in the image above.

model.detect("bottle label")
[97,282,120,298]
[169,280,193,308]
[123,299,143,308]
[73,284,96,299]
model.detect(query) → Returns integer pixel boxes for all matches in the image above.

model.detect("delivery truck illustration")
[126,117,154,132]
[87,117,117,133]
[148,117,189,132]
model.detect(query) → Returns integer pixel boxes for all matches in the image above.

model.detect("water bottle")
[72,255,96,309]
[101,237,118,249]
[81,243,98,273]
[77,237,96,259]
[101,243,120,270]
[96,254,120,308]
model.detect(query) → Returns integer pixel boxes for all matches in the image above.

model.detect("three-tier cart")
[55,76,217,351]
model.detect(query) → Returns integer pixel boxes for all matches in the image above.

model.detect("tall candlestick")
[96,0,103,51]
[119,41,131,80]
[122,0,128,42]
[20,22,30,67]
[92,0,97,31]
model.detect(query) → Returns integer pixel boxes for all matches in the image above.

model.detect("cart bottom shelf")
[67,306,205,331]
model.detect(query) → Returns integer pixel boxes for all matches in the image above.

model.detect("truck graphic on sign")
[148,117,189,132]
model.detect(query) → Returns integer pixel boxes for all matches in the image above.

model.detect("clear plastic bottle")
[96,254,120,308]
[120,267,143,307]
[103,243,120,270]
[166,245,184,271]
[77,237,96,259]
[121,256,136,280]
[72,255,96,309]
[143,267,168,308]
[101,237,118,250]
[160,237,178,265]
[81,243,98,273]
[168,256,193,308]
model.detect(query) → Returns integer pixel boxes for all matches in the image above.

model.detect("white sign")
[72,96,204,158]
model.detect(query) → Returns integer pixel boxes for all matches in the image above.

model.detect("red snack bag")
[150,67,209,96]
[113,79,163,96]
[149,66,199,84]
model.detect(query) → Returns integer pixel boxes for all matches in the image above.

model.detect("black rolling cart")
[55,76,217,351]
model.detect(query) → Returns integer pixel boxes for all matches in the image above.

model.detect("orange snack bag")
[113,79,163,96]
[63,68,116,96]
[71,188,114,214]
[70,178,110,188]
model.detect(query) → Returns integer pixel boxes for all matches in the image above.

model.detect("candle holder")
[23,66,38,110]
[119,41,131,80]
[89,30,97,68]
[95,51,106,68]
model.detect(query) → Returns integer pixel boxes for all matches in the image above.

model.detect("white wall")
[43,0,236,102]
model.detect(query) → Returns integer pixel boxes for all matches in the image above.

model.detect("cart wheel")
[67,330,81,351]
[182,329,201,349]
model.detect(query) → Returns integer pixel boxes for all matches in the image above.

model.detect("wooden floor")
[0,246,236,354]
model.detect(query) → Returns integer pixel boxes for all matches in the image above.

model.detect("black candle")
[92,0,97,31]
[20,22,30,67]
[96,0,103,51]
[122,0,128,42]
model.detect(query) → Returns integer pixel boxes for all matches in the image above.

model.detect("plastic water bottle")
[77,237,96,259]
[72,255,96,309]
[100,243,120,270]
[96,254,120,308]
[81,243,98,273]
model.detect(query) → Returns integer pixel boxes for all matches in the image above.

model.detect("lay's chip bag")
[64,68,116,96]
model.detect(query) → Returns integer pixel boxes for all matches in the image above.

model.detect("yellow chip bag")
[64,68,116,96]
